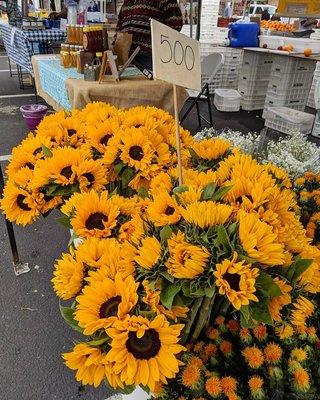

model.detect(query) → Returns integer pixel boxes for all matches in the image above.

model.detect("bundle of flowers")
[294,172,320,248]
[51,148,320,394]
[0,103,192,226]
[196,128,320,179]
[157,316,320,400]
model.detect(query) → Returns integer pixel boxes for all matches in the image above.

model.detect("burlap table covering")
[32,55,188,113]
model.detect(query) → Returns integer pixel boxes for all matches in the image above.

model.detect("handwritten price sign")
[151,19,201,91]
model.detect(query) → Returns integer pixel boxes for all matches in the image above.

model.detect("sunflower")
[32,147,89,188]
[119,128,155,172]
[62,343,123,389]
[214,252,259,310]
[190,138,231,162]
[106,314,185,391]
[291,296,314,327]
[268,278,292,322]
[238,210,286,266]
[71,190,120,238]
[135,237,162,270]
[85,239,136,282]
[148,192,181,227]
[181,201,233,229]
[75,273,138,335]
[84,117,120,155]
[147,129,172,167]
[166,232,210,279]
[263,163,292,189]
[242,346,264,369]
[75,237,112,269]
[149,172,173,198]
[216,152,262,184]
[275,324,294,340]
[52,252,84,300]
[224,176,272,211]
[297,246,320,293]
[79,102,118,125]
[205,376,222,398]
[1,183,40,226]
[74,159,107,192]
[143,280,188,321]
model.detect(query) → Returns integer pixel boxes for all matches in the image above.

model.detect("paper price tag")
[151,19,201,91]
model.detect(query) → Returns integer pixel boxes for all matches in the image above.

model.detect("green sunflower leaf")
[86,337,109,347]
[160,226,173,243]
[256,271,282,298]
[240,305,256,328]
[137,187,149,199]
[160,271,175,283]
[59,304,83,333]
[211,185,233,201]
[118,385,135,395]
[173,185,189,194]
[249,298,273,326]
[121,167,135,188]
[215,225,231,250]
[201,182,217,200]
[287,257,313,282]
[182,281,191,297]
[45,184,58,196]
[56,215,72,229]
[204,285,216,298]
[114,162,124,175]
[160,281,181,309]
[188,148,198,159]
[41,145,53,158]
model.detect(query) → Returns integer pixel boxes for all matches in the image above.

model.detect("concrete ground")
[0,52,316,400]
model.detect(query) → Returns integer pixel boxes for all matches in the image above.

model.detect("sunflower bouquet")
[294,172,320,248]
[0,103,192,226]
[156,316,320,400]
[50,146,320,395]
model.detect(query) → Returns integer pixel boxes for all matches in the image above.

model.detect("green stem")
[181,297,204,344]
[190,295,215,343]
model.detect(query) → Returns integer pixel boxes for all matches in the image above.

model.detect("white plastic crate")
[312,114,320,138]
[272,56,316,75]
[242,52,273,68]
[269,71,314,92]
[240,64,273,82]
[267,87,311,101]
[265,92,308,110]
[214,89,241,112]
[239,83,269,98]
[241,93,266,111]
[264,107,315,135]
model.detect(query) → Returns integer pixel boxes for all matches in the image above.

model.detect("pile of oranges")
[261,20,294,32]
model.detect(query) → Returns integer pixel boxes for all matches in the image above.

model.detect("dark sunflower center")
[16,194,31,211]
[99,296,121,318]
[165,206,175,215]
[100,134,111,146]
[60,166,73,179]
[134,124,142,128]
[25,162,34,170]
[224,272,240,291]
[129,146,144,161]
[126,329,161,360]
[67,129,77,137]
[82,172,95,188]
[314,224,320,244]
[33,147,42,156]
[85,212,107,230]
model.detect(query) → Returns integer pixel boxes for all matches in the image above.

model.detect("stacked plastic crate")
[312,114,320,138]
[201,46,243,94]
[238,51,273,111]
[264,56,315,112]
[200,0,220,39]
[307,62,320,109]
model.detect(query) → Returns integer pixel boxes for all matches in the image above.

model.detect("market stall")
[32,54,188,113]
[0,20,66,73]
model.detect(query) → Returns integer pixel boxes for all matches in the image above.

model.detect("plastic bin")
[214,89,241,112]
[229,22,259,48]
[312,114,320,138]
[264,107,315,135]
[272,56,315,75]
[265,93,308,110]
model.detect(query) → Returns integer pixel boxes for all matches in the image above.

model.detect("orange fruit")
[304,48,313,57]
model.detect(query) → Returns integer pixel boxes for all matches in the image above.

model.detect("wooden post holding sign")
[151,19,201,185]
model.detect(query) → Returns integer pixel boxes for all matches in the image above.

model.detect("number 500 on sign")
[151,19,201,91]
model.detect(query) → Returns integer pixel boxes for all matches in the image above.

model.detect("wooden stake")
[173,84,183,185]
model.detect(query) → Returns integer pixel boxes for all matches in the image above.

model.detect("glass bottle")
[66,24,71,44]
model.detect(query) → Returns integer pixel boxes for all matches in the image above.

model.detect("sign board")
[151,19,201,91]
[278,0,320,17]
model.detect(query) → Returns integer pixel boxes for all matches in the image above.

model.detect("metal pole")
[0,162,29,275]
[196,0,201,41]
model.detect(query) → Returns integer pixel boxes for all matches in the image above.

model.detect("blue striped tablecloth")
[0,21,66,73]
